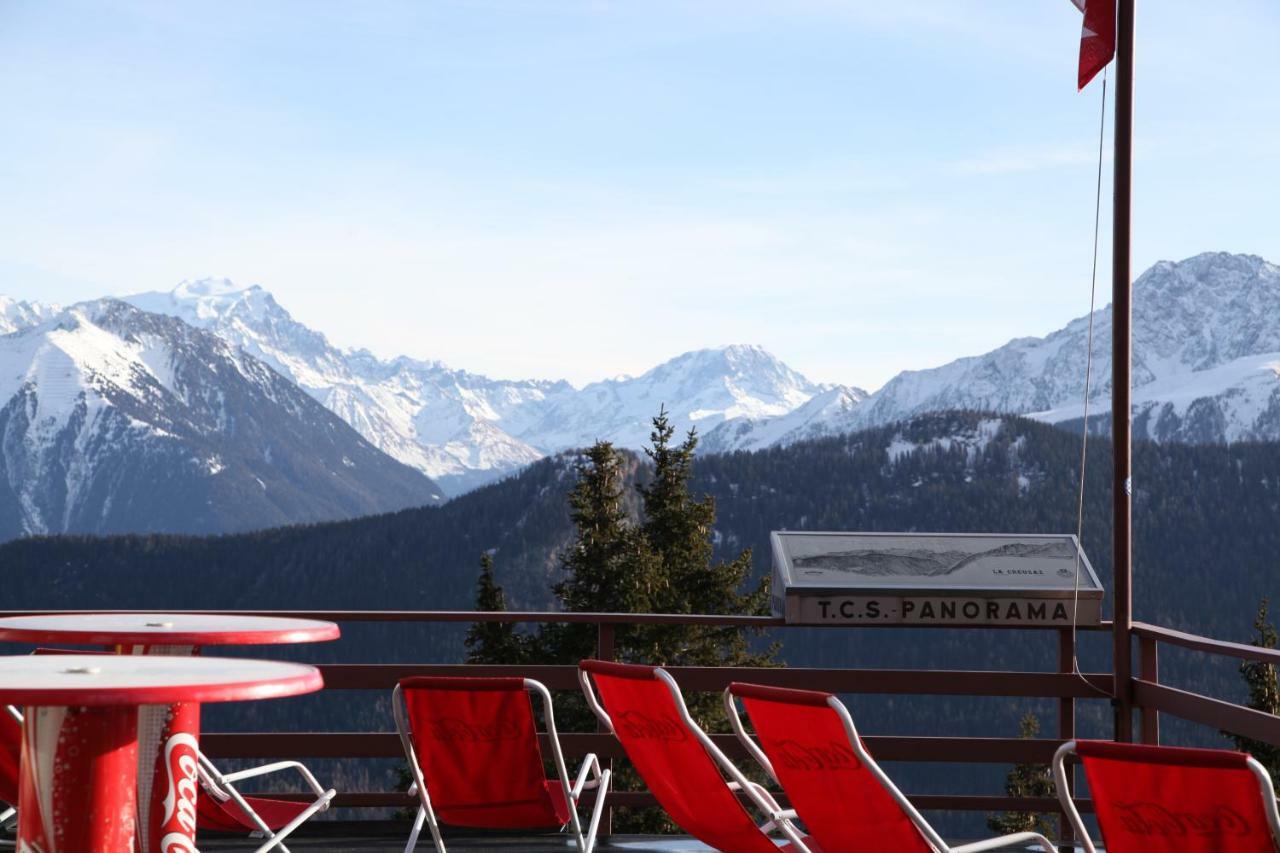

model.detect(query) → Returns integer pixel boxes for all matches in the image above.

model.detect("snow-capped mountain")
[127,279,564,495]
[126,280,834,492]
[21,248,1272,514]
[0,300,441,539]
[513,344,830,451]
[702,384,868,453]
[0,296,57,335]
[847,253,1280,443]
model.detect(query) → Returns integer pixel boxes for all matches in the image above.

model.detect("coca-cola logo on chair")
[770,738,862,772]
[1113,800,1254,838]
[425,717,522,743]
[616,710,688,742]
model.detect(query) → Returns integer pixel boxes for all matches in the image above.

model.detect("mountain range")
[0,299,442,539]
[2,250,1278,537]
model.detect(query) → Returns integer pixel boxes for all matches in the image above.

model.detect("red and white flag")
[1071,0,1115,90]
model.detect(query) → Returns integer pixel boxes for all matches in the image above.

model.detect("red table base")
[19,705,139,851]
[137,701,200,853]
[128,645,201,853]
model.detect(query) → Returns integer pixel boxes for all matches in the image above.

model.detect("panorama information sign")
[771,531,1103,627]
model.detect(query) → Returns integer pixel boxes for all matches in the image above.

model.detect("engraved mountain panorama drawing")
[791,540,1077,578]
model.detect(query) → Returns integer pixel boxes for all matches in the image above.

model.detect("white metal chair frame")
[1,704,333,853]
[724,688,1056,853]
[578,665,812,851]
[393,678,610,853]
[196,751,336,853]
[1052,739,1280,853]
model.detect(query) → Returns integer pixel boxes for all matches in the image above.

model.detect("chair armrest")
[218,760,327,797]
[951,831,1056,853]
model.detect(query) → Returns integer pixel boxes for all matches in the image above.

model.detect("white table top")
[0,613,340,647]
[0,654,323,706]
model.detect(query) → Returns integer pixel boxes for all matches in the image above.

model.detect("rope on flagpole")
[1070,65,1109,693]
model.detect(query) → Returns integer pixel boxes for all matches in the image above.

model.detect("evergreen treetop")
[1224,597,1280,778]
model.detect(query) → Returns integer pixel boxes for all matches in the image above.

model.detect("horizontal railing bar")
[202,731,1071,764]
[0,609,1114,630]
[1132,621,1280,666]
[1132,679,1280,746]
[316,663,1114,697]
[268,790,1094,814]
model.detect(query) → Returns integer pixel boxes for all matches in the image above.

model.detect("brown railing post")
[1138,634,1159,745]
[596,621,615,837]
[1057,628,1076,852]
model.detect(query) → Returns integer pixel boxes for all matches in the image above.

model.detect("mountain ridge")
[0,299,442,539]
[5,250,1279,503]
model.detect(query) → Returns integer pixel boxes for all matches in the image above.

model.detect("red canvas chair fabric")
[578,660,812,852]
[195,792,313,832]
[1054,739,1280,853]
[394,676,608,853]
[728,682,1055,853]
[0,707,20,813]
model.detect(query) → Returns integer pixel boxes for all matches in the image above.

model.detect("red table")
[0,654,321,852]
[0,614,339,852]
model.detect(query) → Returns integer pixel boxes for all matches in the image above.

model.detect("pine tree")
[534,412,779,832]
[987,713,1055,838]
[635,407,773,670]
[464,552,526,664]
[538,442,662,667]
[1224,598,1280,777]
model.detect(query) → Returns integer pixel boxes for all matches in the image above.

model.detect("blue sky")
[1,1,1278,388]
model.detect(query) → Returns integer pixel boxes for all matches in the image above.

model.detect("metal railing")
[7,608,1279,845]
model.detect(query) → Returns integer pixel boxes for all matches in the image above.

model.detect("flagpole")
[1111,0,1136,743]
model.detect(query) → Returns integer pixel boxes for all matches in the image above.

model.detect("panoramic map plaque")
[771,532,1103,626]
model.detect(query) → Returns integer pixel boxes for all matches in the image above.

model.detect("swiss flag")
[1071,0,1116,90]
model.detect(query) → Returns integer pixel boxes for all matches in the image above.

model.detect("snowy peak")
[0,298,441,538]
[125,280,849,494]
[851,251,1280,444]
[0,296,59,335]
[635,344,825,415]
[702,383,868,453]
[509,344,831,454]
[126,279,562,494]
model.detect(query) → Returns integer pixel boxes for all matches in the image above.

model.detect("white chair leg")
[406,804,439,853]
[582,768,611,853]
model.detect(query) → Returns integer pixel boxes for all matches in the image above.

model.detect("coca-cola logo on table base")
[425,717,522,743]
[616,710,687,742]
[160,732,200,852]
[1112,801,1253,838]
[769,738,862,772]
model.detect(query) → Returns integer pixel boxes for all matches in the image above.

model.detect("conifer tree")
[1224,598,1280,778]
[987,713,1055,838]
[538,442,661,666]
[635,407,773,670]
[534,413,778,832]
[464,552,525,664]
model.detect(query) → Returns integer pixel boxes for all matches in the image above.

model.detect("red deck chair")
[27,647,334,851]
[578,660,814,852]
[726,682,1056,853]
[393,676,610,853]
[193,752,336,852]
[1053,739,1280,853]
